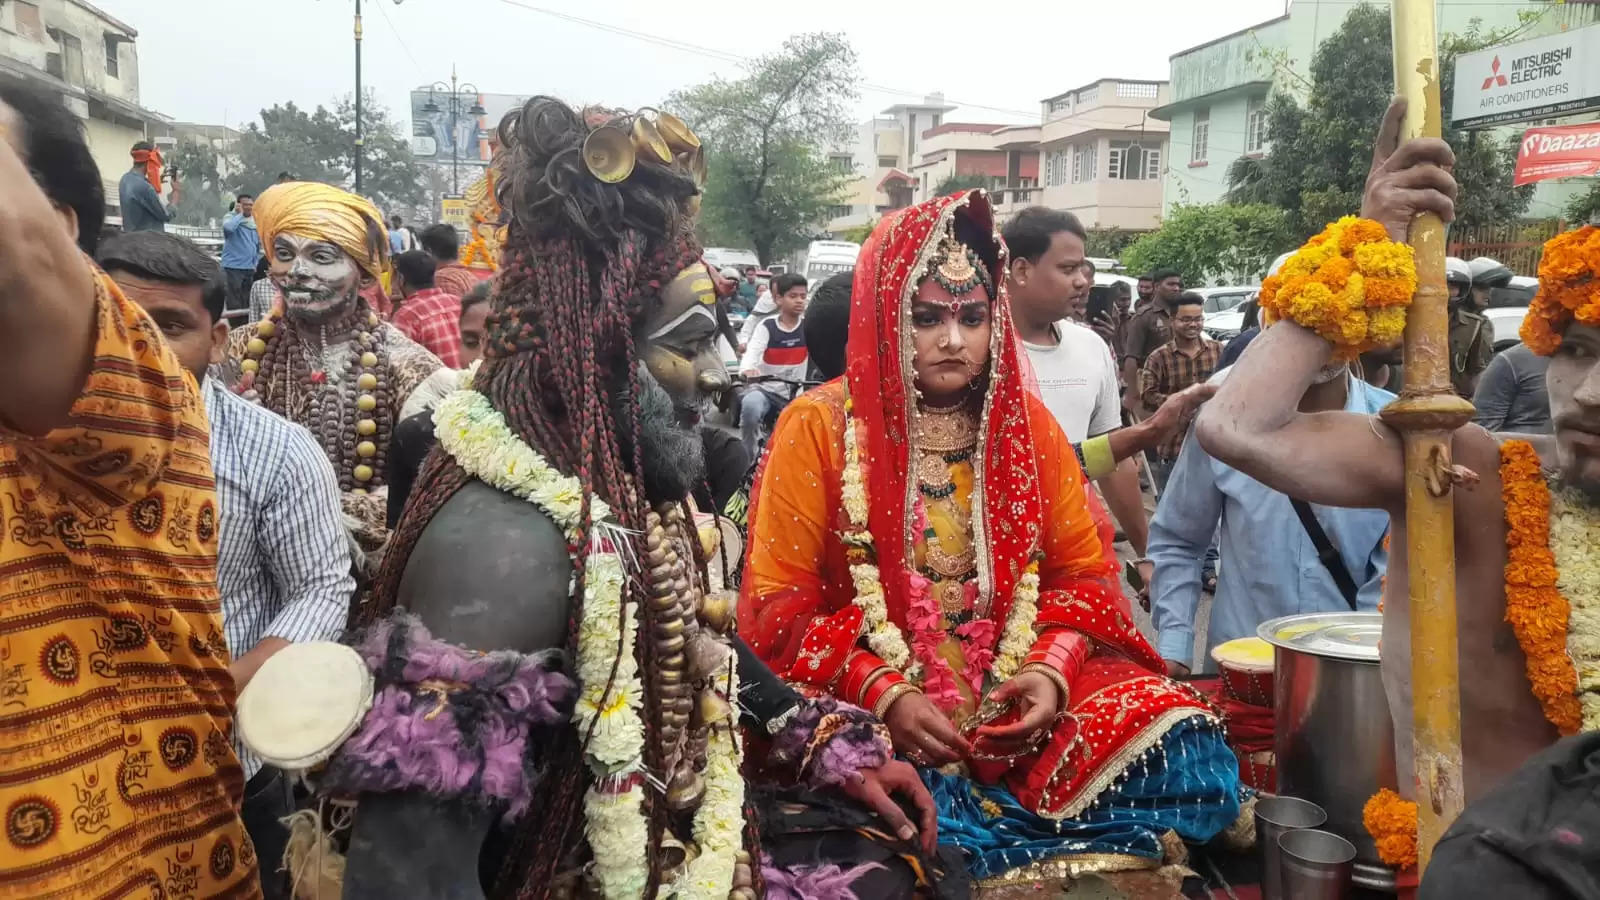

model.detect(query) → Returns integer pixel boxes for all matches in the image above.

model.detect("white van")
[803,240,860,289]
[703,247,761,272]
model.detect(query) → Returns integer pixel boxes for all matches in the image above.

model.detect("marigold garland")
[1258,216,1417,359]
[1499,439,1582,736]
[1520,225,1600,355]
[1362,788,1418,870]
[460,233,498,271]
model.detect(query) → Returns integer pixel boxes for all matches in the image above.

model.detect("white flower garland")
[839,392,1038,689]
[678,661,744,899]
[433,388,610,538]
[1550,487,1600,732]
[437,387,740,896]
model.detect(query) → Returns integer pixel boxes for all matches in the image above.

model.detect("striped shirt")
[249,277,277,322]
[203,378,355,779]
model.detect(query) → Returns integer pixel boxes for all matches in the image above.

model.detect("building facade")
[1038,78,1171,231]
[1153,0,1600,219]
[0,0,167,221]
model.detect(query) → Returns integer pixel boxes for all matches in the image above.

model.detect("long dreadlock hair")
[361,96,704,899]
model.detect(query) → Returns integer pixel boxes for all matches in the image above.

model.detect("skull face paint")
[270,233,365,325]
[637,264,730,423]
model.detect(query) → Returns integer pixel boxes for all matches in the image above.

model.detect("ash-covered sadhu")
[223,182,453,549]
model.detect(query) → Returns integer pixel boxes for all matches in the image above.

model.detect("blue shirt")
[203,378,355,777]
[118,168,172,232]
[221,212,261,270]
[1149,371,1393,667]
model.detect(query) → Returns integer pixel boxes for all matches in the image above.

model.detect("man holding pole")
[1197,97,1575,861]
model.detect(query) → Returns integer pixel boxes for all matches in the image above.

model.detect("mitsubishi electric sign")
[1451,24,1600,129]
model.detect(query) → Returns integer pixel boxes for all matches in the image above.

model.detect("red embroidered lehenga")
[740,191,1244,888]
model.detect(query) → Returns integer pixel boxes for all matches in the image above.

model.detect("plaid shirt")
[391,287,464,368]
[1140,336,1222,411]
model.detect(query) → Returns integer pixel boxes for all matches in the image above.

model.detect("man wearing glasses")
[1139,292,1221,493]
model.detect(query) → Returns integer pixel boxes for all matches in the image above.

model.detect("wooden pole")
[1379,0,1476,872]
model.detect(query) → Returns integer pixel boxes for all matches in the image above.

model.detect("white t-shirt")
[740,315,808,383]
[1021,320,1121,443]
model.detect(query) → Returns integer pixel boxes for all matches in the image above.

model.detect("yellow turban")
[254,182,389,279]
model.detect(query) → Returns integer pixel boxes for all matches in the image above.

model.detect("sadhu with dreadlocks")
[240,97,939,899]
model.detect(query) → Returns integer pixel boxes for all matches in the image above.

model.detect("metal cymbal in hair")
[632,117,673,165]
[655,111,700,152]
[582,126,636,183]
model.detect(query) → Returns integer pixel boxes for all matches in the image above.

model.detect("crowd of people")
[2,66,1598,900]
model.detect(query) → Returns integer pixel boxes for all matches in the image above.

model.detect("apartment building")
[0,0,166,220]
[1037,78,1171,232]
[1153,0,1600,219]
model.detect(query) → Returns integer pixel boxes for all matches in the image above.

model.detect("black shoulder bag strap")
[1290,499,1360,611]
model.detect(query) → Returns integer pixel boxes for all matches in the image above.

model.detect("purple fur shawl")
[767,697,893,789]
[321,612,574,821]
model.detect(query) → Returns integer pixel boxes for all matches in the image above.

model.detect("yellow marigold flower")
[1368,307,1406,346]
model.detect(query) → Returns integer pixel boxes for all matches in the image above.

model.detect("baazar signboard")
[1451,24,1600,129]
[1513,122,1600,186]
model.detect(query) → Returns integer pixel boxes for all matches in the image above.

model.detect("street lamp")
[421,65,487,196]
[350,0,405,194]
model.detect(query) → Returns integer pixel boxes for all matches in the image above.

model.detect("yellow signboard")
[440,196,472,229]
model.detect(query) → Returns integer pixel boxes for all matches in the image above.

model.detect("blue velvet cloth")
[924,715,1245,879]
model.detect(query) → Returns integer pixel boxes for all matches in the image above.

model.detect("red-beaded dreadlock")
[361,96,705,898]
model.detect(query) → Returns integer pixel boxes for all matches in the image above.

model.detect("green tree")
[935,173,990,197]
[1227,4,1531,239]
[167,139,226,227]
[670,33,860,266]
[229,92,426,215]
[1119,203,1294,284]
[1566,180,1600,226]
[835,218,876,244]
[1085,227,1142,260]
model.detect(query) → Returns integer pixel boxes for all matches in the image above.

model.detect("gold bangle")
[1020,662,1071,712]
[872,681,921,720]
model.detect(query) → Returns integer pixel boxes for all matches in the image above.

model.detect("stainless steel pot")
[1259,611,1398,892]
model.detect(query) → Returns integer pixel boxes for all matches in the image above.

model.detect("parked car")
[1192,285,1258,314]
[1204,307,1249,342]
[1487,276,1538,309]
[1484,306,1529,353]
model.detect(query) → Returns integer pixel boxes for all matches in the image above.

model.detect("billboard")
[1451,24,1600,129]
[1513,122,1600,186]
[409,91,532,165]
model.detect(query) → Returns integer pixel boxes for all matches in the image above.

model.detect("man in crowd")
[388,215,416,254]
[1451,256,1496,397]
[738,271,809,458]
[0,80,259,898]
[389,249,464,368]
[118,140,175,233]
[1122,267,1184,415]
[457,279,491,367]
[222,192,262,313]
[1091,279,1134,360]
[1197,97,1568,801]
[1472,340,1551,434]
[419,222,479,298]
[1005,207,1150,560]
[1150,357,1392,676]
[225,183,451,551]
[98,230,356,898]
[1135,273,1155,311]
[1141,292,1222,492]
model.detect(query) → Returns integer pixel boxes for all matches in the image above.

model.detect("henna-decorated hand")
[883,691,970,767]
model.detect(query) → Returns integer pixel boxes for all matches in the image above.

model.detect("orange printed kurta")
[0,274,259,899]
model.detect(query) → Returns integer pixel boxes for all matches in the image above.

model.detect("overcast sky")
[97,0,1288,130]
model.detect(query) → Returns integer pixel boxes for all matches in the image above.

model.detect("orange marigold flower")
[1264,218,1414,356]
[1363,789,1418,870]
[1315,254,1357,288]
[1500,439,1582,736]
[1342,217,1391,250]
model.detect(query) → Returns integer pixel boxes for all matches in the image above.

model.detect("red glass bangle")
[861,667,911,716]
[1026,629,1091,682]
[838,650,891,705]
